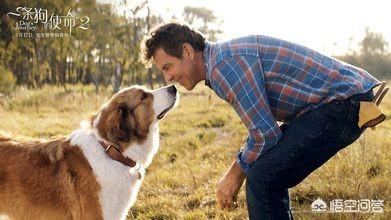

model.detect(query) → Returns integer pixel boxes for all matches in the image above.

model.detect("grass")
[0,83,390,219]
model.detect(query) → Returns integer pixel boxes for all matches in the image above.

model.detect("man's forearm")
[228,160,246,180]
[216,160,246,210]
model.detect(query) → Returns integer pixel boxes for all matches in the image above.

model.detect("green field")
[0,84,389,219]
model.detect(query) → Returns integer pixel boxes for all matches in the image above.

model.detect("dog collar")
[98,140,142,180]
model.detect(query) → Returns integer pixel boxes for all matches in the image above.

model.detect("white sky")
[101,0,391,56]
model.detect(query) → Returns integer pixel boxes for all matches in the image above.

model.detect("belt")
[349,89,374,102]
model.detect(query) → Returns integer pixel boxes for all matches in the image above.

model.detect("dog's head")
[91,85,178,146]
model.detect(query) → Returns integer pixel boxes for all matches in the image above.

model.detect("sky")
[100,0,391,56]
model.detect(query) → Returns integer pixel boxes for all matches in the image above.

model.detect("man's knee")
[246,167,268,201]
[247,165,294,191]
[246,168,292,218]
[247,166,279,191]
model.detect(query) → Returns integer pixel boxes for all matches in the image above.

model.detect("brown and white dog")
[0,85,178,220]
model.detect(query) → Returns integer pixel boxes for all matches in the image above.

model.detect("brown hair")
[140,21,206,67]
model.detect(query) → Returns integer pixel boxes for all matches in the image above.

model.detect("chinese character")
[63,9,77,34]
[330,199,344,212]
[358,199,371,213]
[344,200,358,212]
[36,8,48,24]
[371,200,384,213]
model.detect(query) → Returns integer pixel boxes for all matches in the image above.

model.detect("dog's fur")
[0,85,178,220]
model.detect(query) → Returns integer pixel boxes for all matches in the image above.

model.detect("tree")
[360,28,388,56]
[0,1,206,91]
[337,28,391,79]
[182,6,222,42]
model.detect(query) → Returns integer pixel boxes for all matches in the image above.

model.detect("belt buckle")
[105,144,120,152]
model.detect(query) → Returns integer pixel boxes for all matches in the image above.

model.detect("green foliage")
[360,27,388,56]
[183,6,223,42]
[337,28,391,79]
[0,0,167,91]
[0,65,16,93]
[338,53,391,80]
[0,1,223,92]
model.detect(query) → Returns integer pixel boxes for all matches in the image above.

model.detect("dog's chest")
[69,128,159,220]
[72,140,140,219]
[97,162,143,220]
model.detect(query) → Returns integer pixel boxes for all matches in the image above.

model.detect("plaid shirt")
[203,35,380,173]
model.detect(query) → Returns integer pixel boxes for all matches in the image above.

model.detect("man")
[140,22,380,219]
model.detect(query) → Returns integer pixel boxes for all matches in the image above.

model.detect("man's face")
[153,47,199,91]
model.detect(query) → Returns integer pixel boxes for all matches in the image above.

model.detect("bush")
[0,65,16,93]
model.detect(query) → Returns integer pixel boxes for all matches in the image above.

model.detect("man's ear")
[182,43,195,60]
[106,105,135,143]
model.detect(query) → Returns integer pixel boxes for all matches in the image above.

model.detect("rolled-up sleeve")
[209,55,282,173]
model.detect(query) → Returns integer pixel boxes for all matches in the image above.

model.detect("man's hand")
[216,160,246,211]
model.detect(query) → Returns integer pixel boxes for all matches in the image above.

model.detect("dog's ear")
[88,113,97,128]
[106,104,136,143]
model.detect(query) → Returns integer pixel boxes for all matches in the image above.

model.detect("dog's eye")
[141,92,148,101]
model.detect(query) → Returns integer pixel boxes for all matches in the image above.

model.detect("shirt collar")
[203,40,213,88]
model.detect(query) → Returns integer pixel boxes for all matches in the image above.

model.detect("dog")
[0,85,178,220]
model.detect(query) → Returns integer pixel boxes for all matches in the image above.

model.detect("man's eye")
[141,92,148,101]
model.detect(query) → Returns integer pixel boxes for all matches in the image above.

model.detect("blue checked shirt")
[203,35,380,173]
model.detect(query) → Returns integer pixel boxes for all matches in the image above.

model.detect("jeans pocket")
[341,99,363,144]
[312,100,343,118]
[310,100,343,134]
[295,106,335,139]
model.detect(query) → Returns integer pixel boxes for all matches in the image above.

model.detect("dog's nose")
[167,85,177,94]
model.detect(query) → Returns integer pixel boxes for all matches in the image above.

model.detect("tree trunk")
[33,38,42,88]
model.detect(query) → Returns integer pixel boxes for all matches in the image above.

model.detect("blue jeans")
[246,91,374,220]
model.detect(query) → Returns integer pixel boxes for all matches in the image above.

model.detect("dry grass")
[0,84,389,219]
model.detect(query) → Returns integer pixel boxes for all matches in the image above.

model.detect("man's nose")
[164,73,174,83]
